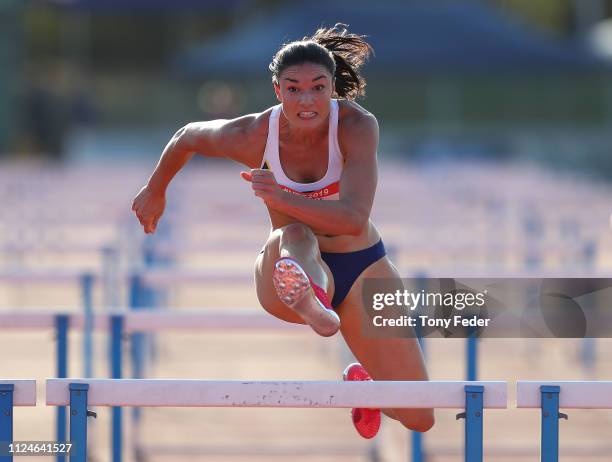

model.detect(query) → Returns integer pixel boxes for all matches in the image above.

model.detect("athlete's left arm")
[244,114,378,236]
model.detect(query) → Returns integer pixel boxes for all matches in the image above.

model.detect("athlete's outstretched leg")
[255,223,338,335]
[336,256,435,433]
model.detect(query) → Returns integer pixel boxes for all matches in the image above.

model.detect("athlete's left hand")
[241,169,287,208]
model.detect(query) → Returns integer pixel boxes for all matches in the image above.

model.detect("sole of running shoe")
[273,258,340,337]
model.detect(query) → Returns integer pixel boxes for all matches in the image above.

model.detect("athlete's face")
[274,63,335,128]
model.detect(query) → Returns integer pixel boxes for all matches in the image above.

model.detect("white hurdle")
[46,379,506,462]
[517,381,612,409]
[517,381,612,462]
[47,379,507,408]
[0,380,36,456]
[0,380,36,407]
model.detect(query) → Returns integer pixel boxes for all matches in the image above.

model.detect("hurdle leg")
[110,316,123,462]
[0,384,14,462]
[56,314,69,462]
[69,384,89,462]
[411,319,426,462]
[540,385,564,462]
[463,385,483,462]
[466,336,478,381]
[411,431,423,462]
[81,274,94,379]
[129,274,150,462]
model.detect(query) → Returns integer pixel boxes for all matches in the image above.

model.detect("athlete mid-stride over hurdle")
[132,24,434,438]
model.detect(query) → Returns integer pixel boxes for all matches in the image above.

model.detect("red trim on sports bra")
[279,181,339,200]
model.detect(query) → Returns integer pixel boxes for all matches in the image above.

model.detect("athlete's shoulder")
[337,100,379,156]
[230,106,275,139]
[337,100,379,134]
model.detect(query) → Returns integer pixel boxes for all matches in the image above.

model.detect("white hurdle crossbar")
[47,379,507,408]
[0,380,36,458]
[517,381,612,462]
[47,379,506,462]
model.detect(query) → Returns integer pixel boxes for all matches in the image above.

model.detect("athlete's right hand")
[132,185,166,234]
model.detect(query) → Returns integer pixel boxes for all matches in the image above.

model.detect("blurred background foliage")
[1,0,611,178]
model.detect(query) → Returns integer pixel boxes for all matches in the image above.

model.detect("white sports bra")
[260,99,343,200]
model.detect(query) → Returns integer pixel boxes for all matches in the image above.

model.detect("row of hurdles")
[3,379,612,462]
[1,311,606,462]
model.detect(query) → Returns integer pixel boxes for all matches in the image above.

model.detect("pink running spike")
[343,363,381,439]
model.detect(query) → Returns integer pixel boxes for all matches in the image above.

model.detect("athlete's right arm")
[132,112,268,234]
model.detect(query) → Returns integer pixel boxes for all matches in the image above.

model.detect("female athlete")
[132,24,434,438]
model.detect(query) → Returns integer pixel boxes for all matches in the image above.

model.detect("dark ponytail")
[269,23,373,100]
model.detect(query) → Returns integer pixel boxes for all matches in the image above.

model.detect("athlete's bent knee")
[399,410,435,433]
[280,223,316,245]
